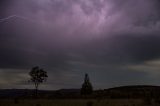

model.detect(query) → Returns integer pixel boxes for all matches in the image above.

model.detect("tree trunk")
[35,83,39,98]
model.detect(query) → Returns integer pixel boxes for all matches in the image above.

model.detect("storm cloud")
[1,0,160,89]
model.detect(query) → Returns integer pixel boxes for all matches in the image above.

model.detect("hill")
[95,85,160,99]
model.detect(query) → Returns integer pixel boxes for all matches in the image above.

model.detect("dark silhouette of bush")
[36,104,41,106]
[81,73,93,95]
[29,66,48,97]
[86,101,93,106]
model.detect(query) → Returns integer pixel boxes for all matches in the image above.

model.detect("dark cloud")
[1,0,160,89]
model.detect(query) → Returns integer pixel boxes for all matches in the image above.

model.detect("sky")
[1,0,160,90]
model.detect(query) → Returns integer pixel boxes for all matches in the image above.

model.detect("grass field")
[0,99,157,106]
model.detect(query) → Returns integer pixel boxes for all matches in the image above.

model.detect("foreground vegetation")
[0,99,159,106]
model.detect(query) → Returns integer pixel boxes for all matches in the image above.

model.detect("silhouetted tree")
[29,66,48,97]
[81,73,93,95]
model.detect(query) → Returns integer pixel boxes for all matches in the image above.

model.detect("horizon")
[1,0,160,90]
[1,84,160,91]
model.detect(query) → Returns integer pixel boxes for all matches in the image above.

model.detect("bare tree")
[29,66,48,97]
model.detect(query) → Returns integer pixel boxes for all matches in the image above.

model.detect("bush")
[86,101,93,106]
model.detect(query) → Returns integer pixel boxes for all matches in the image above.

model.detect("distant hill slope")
[97,85,160,98]
[107,85,160,92]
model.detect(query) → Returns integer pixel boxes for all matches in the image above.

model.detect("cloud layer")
[1,0,160,89]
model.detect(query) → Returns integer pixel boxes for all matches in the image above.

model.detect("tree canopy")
[81,73,93,95]
[29,66,48,97]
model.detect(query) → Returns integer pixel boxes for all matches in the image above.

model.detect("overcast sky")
[1,0,160,90]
